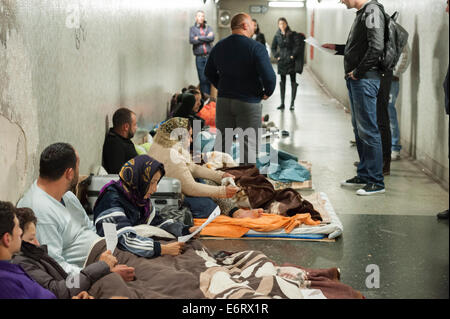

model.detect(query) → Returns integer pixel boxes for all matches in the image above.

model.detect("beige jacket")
[148,142,227,198]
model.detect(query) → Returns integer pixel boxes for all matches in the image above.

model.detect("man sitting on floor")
[102,107,138,174]
[17,143,135,280]
[0,201,56,299]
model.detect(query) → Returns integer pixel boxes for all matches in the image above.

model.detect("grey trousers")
[215,97,262,165]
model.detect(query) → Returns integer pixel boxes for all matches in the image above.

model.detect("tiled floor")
[201,66,449,299]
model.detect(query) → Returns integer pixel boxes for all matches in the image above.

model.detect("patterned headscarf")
[153,117,191,148]
[97,155,165,223]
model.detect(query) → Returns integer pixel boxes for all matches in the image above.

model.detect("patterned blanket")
[85,239,363,299]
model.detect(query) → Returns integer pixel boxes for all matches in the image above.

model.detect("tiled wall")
[0,0,217,203]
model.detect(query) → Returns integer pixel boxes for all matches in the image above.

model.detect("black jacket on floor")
[102,128,138,174]
[335,0,386,79]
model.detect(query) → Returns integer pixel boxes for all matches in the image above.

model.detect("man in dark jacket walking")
[189,10,214,96]
[323,0,386,196]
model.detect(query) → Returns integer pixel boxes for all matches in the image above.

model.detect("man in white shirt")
[17,143,134,280]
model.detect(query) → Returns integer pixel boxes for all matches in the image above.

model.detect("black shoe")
[277,104,285,110]
[356,183,386,196]
[289,104,295,110]
[437,209,449,219]
[340,176,367,187]
[263,114,269,122]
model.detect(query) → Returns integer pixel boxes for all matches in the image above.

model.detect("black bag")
[157,205,194,227]
[379,9,409,71]
[294,32,306,74]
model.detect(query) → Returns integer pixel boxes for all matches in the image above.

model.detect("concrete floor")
[201,66,449,299]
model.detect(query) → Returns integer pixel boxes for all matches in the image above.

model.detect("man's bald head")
[230,13,254,37]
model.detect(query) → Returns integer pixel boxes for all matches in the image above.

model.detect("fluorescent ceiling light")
[268,1,305,8]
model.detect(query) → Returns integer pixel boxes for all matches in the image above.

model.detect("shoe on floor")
[391,151,400,161]
[289,105,295,110]
[277,104,285,110]
[356,183,385,196]
[263,114,270,122]
[341,176,367,187]
[437,209,449,219]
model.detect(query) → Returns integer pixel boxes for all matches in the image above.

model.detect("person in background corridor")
[437,0,449,220]
[252,19,266,46]
[205,12,276,166]
[322,0,386,196]
[388,43,411,161]
[271,17,300,111]
[189,10,214,96]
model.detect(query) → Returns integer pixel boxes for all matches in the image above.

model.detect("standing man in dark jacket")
[205,13,276,166]
[272,18,301,110]
[102,108,138,174]
[189,10,214,96]
[323,0,386,195]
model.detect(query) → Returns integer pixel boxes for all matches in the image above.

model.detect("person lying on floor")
[148,117,263,219]
[92,154,199,257]
[16,143,187,277]
[12,207,134,299]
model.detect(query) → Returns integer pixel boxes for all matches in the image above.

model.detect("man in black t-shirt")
[102,108,138,174]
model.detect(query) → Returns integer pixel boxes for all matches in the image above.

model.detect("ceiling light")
[268,1,305,8]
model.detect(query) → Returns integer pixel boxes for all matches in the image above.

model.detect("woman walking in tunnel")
[271,17,300,111]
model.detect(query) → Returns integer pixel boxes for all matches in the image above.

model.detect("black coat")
[254,32,266,46]
[271,29,300,75]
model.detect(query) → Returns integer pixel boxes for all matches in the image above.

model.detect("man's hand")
[347,71,357,80]
[207,32,213,37]
[322,43,336,50]
[161,242,185,256]
[290,56,294,60]
[222,172,235,179]
[194,36,199,41]
[72,291,94,299]
[189,226,201,239]
[99,250,118,271]
[112,264,135,282]
[225,186,240,198]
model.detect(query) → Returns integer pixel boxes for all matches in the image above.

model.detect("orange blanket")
[197,101,216,128]
[194,213,320,238]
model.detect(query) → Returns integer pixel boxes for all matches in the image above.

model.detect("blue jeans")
[195,55,211,95]
[387,80,401,152]
[346,78,384,188]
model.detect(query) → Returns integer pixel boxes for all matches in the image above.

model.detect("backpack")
[379,8,409,71]
[293,32,306,74]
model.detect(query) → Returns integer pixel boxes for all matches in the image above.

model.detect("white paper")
[178,206,221,242]
[103,223,118,253]
[304,36,337,55]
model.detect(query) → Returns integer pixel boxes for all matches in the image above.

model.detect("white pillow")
[133,225,175,239]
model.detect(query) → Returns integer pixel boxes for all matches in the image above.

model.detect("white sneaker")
[391,151,400,161]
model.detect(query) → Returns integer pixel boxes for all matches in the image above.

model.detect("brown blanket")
[220,165,322,221]
[85,239,363,299]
